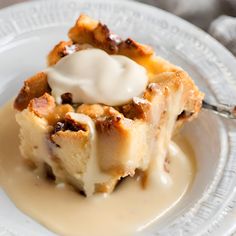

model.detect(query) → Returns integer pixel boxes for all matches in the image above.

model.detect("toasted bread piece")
[14,15,204,196]
[14,72,50,111]
[68,14,153,59]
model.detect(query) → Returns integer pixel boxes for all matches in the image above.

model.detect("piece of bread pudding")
[14,15,204,196]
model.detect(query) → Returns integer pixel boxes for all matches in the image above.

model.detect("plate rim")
[0,0,235,66]
[0,0,236,235]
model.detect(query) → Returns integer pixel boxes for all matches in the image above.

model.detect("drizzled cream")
[46,49,148,105]
[66,112,111,197]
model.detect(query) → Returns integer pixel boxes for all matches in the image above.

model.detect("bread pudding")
[14,15,204,197]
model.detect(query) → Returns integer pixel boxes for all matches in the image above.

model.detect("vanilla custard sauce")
[0,102,195,236]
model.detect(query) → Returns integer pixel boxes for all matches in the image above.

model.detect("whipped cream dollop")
[46,48,148,106]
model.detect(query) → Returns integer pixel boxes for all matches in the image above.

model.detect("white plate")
[0,0,236,235]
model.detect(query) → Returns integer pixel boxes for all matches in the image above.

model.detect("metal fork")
[202,100,236,119]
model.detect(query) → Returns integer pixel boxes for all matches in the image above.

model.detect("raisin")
[61,93,73,104]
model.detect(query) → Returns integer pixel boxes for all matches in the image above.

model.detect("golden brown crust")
[49,15,182,78]
[28,93,55,118]
[28,93,74,126]
[47,41,73,66]
[46,104,74,126]
[15,15,203,120]
[68,14,98,43]
[77,104,122,120]
[47,42,93,67]
[68,14,153,59]
[119,98,151,121]
[14,72,50,111]
[48,14,153,66]
[51,129,89,143]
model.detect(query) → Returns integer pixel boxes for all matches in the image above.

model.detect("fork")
[202,100,236,119]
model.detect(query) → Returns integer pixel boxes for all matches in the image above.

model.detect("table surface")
[0,0,29,9]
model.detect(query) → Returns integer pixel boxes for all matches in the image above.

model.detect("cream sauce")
[66,112,110,197]
[0,102,195,236]
[46,49,148,106]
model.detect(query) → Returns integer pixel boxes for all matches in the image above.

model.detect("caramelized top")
[14,14,203,126]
